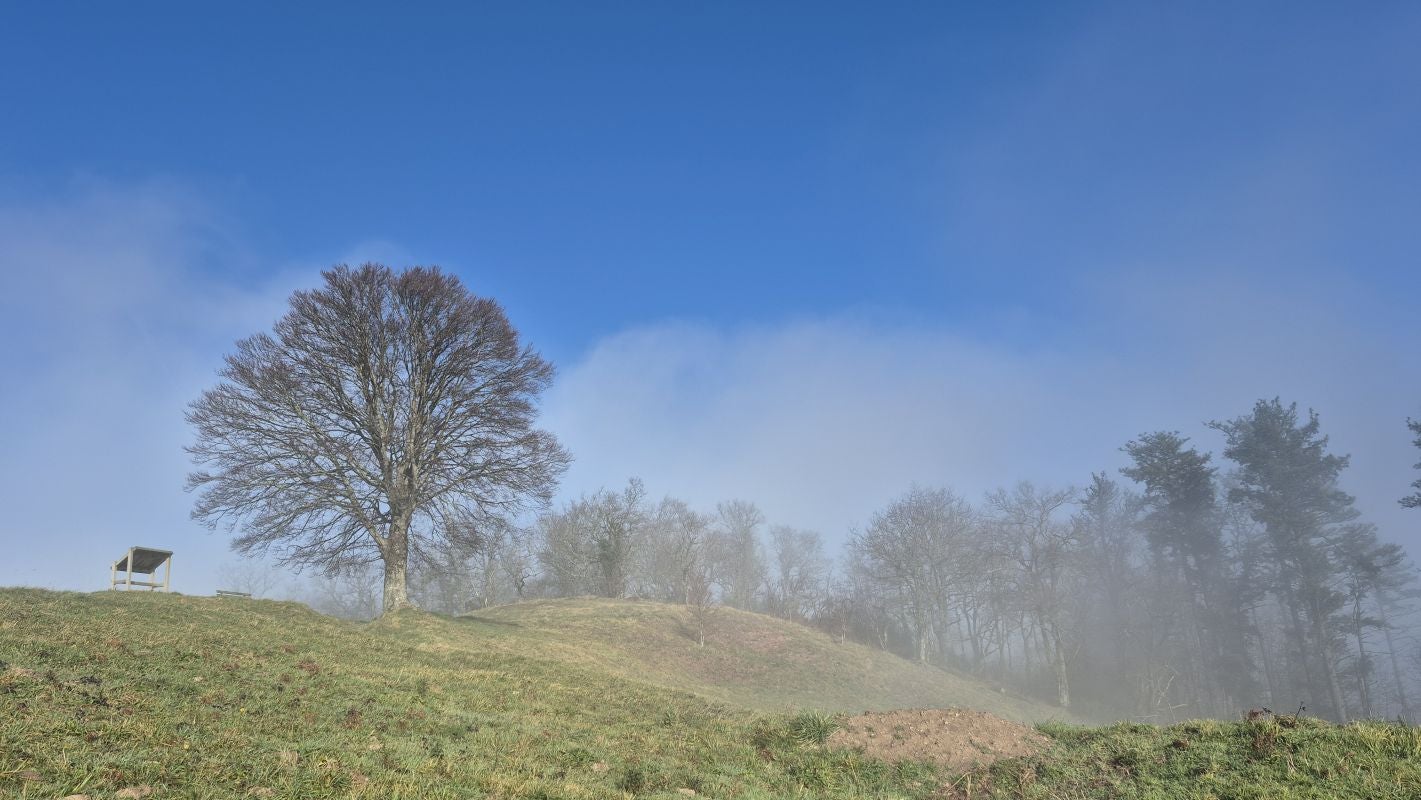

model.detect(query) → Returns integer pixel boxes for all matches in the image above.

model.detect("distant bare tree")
[407,516,537,612]
[536,497,602,596]
[588,479,650,598]
[685,561,718,647]
[303,562,383,620]
[986,482,1077,708]
[711,500,766,610]
[850,487,972,663]
[814,585,854,644]
[766,526,829,621]
[216,559,283,598]
[187,264,569,614]
[536,478,649,598]
[645,497,712,603]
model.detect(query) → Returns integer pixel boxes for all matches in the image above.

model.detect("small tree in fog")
[1070,474,1151,715]
[590,479,649,598]
[711,500,767,610]
[686,561,717,647]
[536,478,648,598]
[187,264,569,615]
[1403,417,1421,508]
[645,497,712,604]
[303,562,383,620]
[216,558,283,599]
[986,482,1077,708]
[766,526,830,621]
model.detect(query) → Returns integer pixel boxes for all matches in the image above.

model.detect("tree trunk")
[381,517,413,614]
[933,617,953,664]
[1252,607,1278,708]
[1312,609,1349,723]
[1285,599,1315,703]
[1323,647,1349,723]
[1048,623,1070,708]
[383,557,411,612]
[1377,590,1414,722]
[1351,596,1373,719]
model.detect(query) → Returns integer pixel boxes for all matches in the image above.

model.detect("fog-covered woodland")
[293,397,1421,725]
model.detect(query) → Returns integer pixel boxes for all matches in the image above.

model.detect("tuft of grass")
[788,710,840,746]
[750,710,840,750]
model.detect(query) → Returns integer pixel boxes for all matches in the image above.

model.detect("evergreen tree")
[1121,432,1247,716]
[1071,474,1149,717]
[1210,399,1357,721]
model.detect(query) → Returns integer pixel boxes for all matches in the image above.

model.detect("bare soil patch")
[828,708,1049,772]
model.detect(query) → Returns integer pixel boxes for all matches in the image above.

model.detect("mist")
[6,183,1418,595]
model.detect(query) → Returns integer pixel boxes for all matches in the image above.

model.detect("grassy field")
[3,589,1419,799]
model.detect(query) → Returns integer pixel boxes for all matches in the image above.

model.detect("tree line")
[364,398,1419,725]
[190,264,1421,723]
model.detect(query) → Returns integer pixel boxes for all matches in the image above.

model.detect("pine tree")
[1210,399,1357,721]
[1121,432,1246,716]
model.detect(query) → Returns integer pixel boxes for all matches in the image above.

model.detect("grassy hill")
[3,588,1420,799]
[456,597,1057,720]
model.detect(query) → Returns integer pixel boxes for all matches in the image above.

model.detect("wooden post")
[163,555,171,592]
[126,548,134,591]
[111,560,117,590]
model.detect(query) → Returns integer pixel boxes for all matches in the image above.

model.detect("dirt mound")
[828,708,1049,772]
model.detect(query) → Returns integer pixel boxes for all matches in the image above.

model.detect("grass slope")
[460,598,1058,721]
[3,589,1419,799]
[0,589,952,799]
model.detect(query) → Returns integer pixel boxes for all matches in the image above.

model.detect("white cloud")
[542,318,1049,534]
[0,181,321,592]
[542,280,1421,554]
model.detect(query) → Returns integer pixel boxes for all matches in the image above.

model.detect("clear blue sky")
[2,2,1419,592]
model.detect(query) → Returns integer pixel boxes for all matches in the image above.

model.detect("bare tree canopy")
[187,263,570,613]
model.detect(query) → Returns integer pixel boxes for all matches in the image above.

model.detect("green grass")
[962,716,1421,799]
[0,589,949,799]
[3,589,1419,799]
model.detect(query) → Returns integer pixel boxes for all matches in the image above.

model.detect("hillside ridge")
[454,596,1062,721]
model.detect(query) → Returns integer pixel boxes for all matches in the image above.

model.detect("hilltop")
[456,597,1058,721]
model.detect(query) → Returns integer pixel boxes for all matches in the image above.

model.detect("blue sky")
[2,2,1420,593]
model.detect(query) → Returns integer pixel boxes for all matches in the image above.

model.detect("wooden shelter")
[110,547,173,592]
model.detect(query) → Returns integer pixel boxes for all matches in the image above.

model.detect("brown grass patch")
[829,708,1048,772]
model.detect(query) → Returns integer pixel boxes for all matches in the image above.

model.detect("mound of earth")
[828,708,1049,772]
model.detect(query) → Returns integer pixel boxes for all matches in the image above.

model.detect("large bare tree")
[187,264,569,613]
